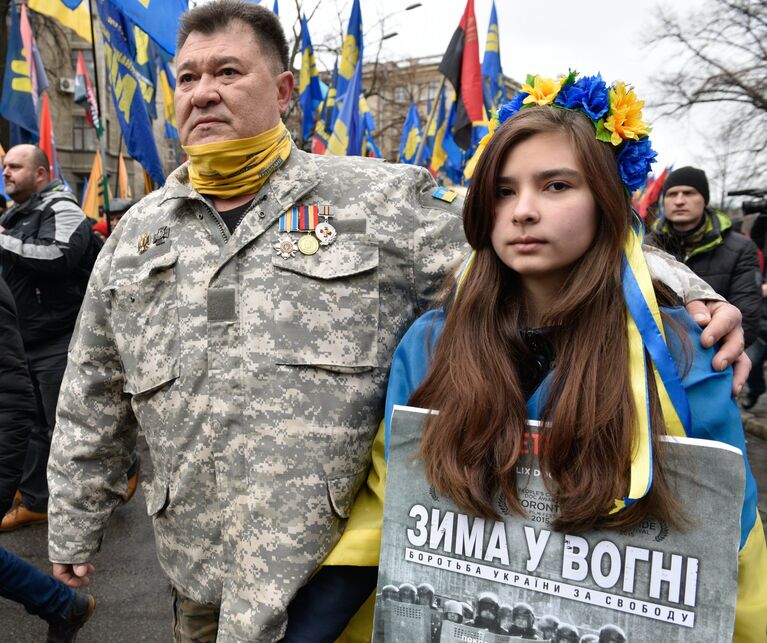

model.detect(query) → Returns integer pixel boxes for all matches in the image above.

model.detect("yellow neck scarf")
[183,122,292,199]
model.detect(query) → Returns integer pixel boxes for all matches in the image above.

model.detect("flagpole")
[414,76,446,167]
[88,0,111,234]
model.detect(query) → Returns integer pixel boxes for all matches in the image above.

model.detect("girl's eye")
[496,186,515,198]
[547,181,570,192]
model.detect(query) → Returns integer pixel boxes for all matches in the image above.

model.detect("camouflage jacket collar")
[158,144,319,212]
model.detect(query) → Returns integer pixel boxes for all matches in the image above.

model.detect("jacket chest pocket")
[271,235,379,371]
[105,251,181,394]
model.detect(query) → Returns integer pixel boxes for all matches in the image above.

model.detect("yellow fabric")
[182,123,291,199]
[82,151,111,219]
[117,153,132,200]
[734,514,767,642]
[28,0,92,43]
[321,420,386,642]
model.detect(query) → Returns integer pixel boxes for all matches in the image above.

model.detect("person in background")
[0,144,95,531]
[650,166,762,346]
[0,277,95,642]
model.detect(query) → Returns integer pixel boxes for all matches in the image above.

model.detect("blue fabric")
[94,0,165,185]
[384,306,758,551]
[105,0,187,55]
[0,547,76,623]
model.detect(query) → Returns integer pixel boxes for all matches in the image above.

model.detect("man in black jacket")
[0,277,95,641]
[651,166,762,346]
[0,145,94,530]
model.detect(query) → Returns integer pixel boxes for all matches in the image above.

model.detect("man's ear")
[276,70,295,113]
[35,165,49,185]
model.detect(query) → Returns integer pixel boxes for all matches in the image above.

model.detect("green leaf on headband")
[562,69,578,86]
[526,74,536,86]
[594,119,613,143]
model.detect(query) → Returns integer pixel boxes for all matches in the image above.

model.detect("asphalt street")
[2,425,767,642]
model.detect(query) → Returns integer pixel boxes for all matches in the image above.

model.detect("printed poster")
[374,405,745,642]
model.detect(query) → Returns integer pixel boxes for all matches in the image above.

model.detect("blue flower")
[497,93,528,123]
[554,73,609,121]
[617,137,657,192]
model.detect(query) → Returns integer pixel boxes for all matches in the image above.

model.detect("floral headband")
[482,71,657,193]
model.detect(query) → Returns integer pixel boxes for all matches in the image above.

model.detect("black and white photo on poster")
[374,406,745,642]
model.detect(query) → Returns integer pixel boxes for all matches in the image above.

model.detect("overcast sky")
[268,0,708,179]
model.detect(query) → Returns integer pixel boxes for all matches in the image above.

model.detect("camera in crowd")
[729,188,767,215]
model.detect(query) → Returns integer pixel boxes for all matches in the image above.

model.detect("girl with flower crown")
[382,73,767,640]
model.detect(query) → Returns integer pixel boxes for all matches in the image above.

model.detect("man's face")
[174,21,294,146]
[2,146,46,204]
[663,185,706,232]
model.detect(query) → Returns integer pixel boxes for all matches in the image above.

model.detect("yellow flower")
[520,75,563,106]
[603,82,650,146]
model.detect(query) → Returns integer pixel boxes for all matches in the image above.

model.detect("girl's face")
[490,131,598,294]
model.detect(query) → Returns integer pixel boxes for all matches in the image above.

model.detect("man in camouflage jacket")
[46,2,747,642]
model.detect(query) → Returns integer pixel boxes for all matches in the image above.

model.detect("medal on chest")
[275,204,336,258]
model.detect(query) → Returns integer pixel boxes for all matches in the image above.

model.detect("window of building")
[393,86,408,103]
[424,80,440,103]
[73,115,98,151]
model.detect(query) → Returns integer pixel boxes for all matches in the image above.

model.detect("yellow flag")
[28,0,92,43]
[117,153,132,200]
[82,151,111,218]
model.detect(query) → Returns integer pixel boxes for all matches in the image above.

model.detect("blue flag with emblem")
[399,102,427,165]
[481,1,506,111]
[0,1,39,143]
[123,19,158,120]
[107,0,188,55]
[95,0,164,184]
[299,15,323,142]
[330,0,362,131]
[326,59,363,157]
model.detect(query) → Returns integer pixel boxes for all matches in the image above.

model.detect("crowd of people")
[375,582,628,642]
[1,1,765,642]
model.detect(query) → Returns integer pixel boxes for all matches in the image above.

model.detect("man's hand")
[685,299,749,394]
[53,562,95,588]
[0,225,5,233]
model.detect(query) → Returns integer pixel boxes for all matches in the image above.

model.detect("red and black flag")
[438,0,484,150]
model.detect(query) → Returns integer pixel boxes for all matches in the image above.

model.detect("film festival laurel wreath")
[374,406,744,643]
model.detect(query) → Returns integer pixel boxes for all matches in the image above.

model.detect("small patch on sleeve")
[432,187,457,203]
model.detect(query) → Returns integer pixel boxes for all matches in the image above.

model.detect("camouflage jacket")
[47,148,466,642]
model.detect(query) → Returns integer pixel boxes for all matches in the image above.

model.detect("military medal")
[297,233,319,255]
[277,204,331,257]
[274,235,298,258]
[137,233,150,254]
[314,204,336,246]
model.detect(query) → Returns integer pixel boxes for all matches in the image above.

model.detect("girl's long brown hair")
[410,107,683,532]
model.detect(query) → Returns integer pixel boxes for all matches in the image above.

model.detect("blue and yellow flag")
[299,15,323,142]
[398,102,426,165]
[123,19,158,120]
[160,62,178,139]
[429,91,449,175]
[28,0,92,43]
[0,1,39,142]
[481,1,506,112]
[108,0,187,55]
[326,59,364,157]
[95,0,164,184]
[330,0,362,131]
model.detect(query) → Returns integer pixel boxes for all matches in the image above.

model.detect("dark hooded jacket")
[0,180,94,346]
[0,278,36,516]
[650,208,761,345]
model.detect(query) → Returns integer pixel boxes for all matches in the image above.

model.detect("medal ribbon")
[279,205,319,232]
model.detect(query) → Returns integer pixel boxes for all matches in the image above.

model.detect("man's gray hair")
[177,0,289,73]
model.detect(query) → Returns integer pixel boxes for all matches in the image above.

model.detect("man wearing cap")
[652,166,762,346]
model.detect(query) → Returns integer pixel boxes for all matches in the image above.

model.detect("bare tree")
[649,0,767,190]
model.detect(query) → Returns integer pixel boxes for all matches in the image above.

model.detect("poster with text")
[374,405,745,643]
